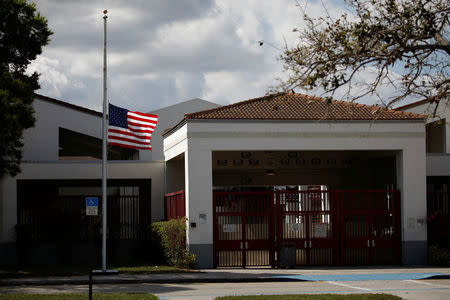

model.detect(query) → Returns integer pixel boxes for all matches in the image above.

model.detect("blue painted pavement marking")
[273,272,446,281]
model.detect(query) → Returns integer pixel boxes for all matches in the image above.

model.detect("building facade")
[0,94,219,265]
[164,93,427,268]
[0,92,432,268]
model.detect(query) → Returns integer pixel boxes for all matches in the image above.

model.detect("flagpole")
[101,10,108,273]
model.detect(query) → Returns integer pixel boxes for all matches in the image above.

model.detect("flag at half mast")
[108,103,158,150]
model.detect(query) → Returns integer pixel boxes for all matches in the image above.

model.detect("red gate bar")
[213,190,401,268]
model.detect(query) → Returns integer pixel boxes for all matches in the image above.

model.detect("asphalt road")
[1,279,450,300]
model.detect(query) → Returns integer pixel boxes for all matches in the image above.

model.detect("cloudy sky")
[28,0,400,113]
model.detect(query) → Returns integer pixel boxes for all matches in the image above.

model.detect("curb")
[0,276,304,287]
[3,275,450,286]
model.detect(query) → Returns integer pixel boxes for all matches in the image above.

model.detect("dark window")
[58,127,139,160]
[426,119,445,153]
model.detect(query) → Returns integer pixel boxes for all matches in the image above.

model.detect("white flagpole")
[101,10,108,272]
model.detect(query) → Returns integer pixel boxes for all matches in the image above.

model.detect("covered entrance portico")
[212,150,401,267]
[163,93,426,268]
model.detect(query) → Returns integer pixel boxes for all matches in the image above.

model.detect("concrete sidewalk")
[1,266,450,286]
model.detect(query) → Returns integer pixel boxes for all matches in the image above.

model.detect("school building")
[1,92,449,268]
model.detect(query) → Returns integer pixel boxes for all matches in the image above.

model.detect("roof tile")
[185,93,424,120]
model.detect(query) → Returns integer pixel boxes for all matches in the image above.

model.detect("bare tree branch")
[273,0,450,109]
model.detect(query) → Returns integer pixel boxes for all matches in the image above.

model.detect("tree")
[276,0,449,109]
[0,0,52,177]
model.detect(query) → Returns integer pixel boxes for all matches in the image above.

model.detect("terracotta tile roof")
[185,93,425,121]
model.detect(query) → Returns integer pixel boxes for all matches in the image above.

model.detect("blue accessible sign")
[86,197,98,216]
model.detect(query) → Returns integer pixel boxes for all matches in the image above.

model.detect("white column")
[397,145,427,264]
[184,140,213,268]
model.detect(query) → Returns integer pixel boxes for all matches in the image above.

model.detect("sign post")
[85,196,98,300]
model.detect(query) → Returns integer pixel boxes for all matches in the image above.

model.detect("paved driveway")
[2,279,450,300]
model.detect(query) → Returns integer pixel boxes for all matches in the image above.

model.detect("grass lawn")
[0,294,158,300]
[216,294,402,300]
[0,264,192,279]
[116,265,191,274]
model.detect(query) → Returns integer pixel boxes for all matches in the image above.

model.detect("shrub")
[149,222,166,263]
[154,218,196,268]
[428,244,450,266]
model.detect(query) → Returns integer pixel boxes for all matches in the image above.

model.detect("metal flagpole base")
[92,269,119,275]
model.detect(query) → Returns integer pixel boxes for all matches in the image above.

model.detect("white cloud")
[28,56,69,98]
[29,0,385,112]
[203,67,282,104]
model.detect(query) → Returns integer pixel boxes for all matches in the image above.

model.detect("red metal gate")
[340,190,401,265]
[213,190,401,267]
[213,191,274,267]
[277,190,337,266]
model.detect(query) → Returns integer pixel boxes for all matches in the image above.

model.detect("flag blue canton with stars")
[109,104,128,128]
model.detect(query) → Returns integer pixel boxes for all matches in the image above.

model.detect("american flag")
[108,103,158,150]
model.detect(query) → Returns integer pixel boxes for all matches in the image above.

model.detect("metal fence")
[17,194,152,264]
[165,190,185,220]
[213,190,401,267]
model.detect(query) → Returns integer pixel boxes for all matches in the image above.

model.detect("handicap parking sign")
[86,197,98,216]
